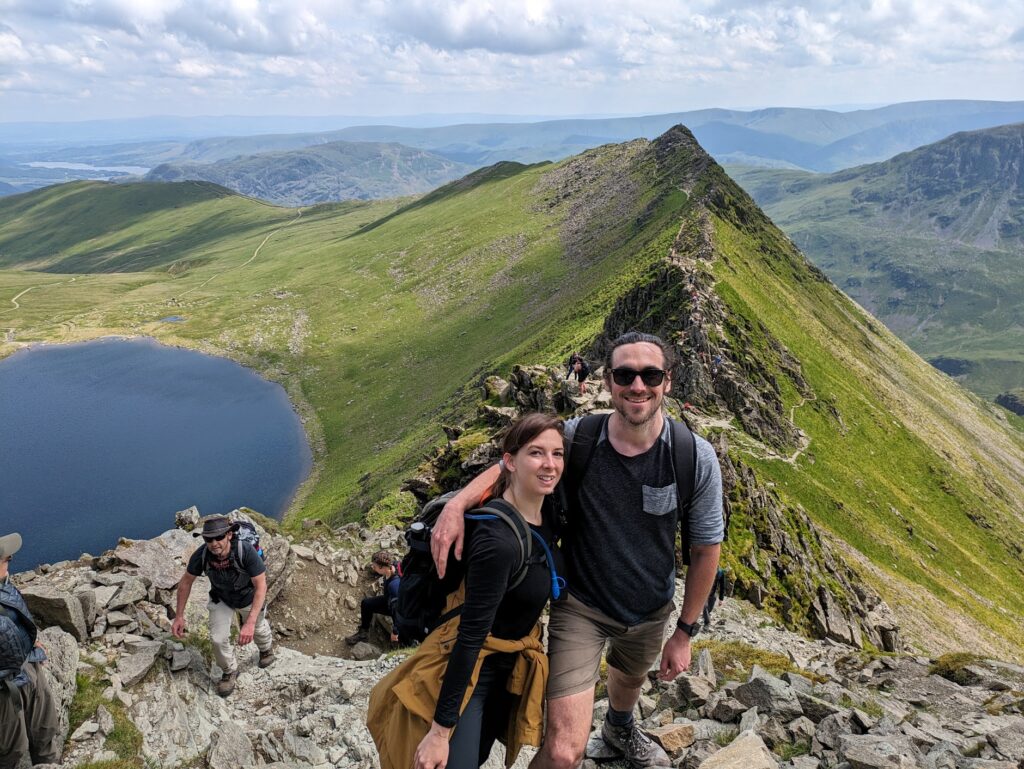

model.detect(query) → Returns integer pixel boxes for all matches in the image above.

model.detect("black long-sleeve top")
[433,504,563,728]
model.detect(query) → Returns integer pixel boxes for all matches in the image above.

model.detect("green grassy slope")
[727,123,1024,399]
[2,128,1023,657]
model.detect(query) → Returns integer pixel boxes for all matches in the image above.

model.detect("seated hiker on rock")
[566,352,590,394]
[0,532,60,769]
[171,515,276,697]
[346,550,401,646]
[368,412,567,769]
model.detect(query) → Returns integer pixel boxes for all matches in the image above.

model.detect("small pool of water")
[0,338,312,570]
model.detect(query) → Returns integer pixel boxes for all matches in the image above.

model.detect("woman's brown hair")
[489,412,565,499]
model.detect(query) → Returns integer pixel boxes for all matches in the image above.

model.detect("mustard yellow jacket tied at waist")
[366,596,548,769]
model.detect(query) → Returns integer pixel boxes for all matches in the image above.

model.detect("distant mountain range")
[728,122,1024,400]
[145,141,474,206]
[6,100,1023,182]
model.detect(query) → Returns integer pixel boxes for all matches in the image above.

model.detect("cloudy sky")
[1,0,1022,123]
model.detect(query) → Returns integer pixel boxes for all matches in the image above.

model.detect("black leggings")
[359,595,390,629]
[446,654,516,769]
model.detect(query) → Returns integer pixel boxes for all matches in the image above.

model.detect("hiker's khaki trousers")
[0,661,60,769]
[207,600,273,674]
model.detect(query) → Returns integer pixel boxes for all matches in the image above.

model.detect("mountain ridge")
[144,140,474,206]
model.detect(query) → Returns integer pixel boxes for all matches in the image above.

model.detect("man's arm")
[429,463,501,577]
[171,572,197,638]
[657,542,721,681]
[239,573,267,645]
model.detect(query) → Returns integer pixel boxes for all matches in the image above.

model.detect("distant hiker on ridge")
[432,332,724,769]
[566,352,590,394]
[346,550,402,646]
[0,533,60,768]
[171,515,276,697]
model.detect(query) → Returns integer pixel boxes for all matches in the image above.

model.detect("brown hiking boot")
[601,718,671,768]
[216,670,237,697]
[258,649,275,668]
[345,628,368,645]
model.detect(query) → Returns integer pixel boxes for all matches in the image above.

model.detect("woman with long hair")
[369,412,566,769]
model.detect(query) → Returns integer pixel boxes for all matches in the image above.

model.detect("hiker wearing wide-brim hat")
[192,516,236,539]
[0,532,61,768]
[171,515,275,697]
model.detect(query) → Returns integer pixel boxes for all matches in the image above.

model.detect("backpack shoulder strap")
[199,543,210,574]
[567,413,607,481]
[469,498,533,590]
[669,417,698,565]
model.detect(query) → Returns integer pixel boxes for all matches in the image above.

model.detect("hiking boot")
[216,670,238,697]
[258,648,275,668]
[601,718,671,768]
[345,628,368,645]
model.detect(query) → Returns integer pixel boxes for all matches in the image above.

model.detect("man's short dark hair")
[603,331,676,372]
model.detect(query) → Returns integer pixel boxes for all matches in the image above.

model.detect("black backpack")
[392,493,555,644]
[564,413,727,622]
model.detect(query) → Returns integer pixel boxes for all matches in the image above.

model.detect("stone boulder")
[118,645,163,687]
[839,733,924,768]
[696,730,778,768]
[20,584,87,641]
[734,667,803,722]
[38,626,79,753]
[207,723,254,769]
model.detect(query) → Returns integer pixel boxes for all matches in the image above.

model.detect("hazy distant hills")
[3,128,1024,656]
[10,100,1024,177]
[145,141,474,206]
[728,123,1024,399]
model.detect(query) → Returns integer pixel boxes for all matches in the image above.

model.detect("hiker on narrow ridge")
[171,515,276,697]
[346,550,401,646]
[0,533,60,769]
[368,413,566,769]
[566,352,590,394]
[432,332,724,769]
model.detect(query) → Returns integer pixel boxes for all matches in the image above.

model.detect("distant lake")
[23,161,150,175]
[0,338,312,571]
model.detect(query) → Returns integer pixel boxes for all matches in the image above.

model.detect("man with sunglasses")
[171,516,275,696]
[1,533,61,768]
[431,332,723,769]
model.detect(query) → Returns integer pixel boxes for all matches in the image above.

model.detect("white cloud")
[0,0,1020,120]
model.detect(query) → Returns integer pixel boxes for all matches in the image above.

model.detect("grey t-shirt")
[562,415,724,625]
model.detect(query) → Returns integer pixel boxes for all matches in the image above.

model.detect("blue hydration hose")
[465,513,564,599]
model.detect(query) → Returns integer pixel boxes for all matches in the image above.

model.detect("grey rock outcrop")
[20,584,88,641]
[696,730,778,768]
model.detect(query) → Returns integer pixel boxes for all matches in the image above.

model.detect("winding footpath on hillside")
[177,208,303,299]
[1,276,77,316]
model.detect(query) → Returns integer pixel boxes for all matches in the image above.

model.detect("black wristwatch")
[676,618,701,638]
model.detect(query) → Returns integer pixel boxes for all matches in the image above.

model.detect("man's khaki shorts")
[546,592,674,699]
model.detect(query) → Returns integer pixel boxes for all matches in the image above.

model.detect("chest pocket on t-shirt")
[642,484,677,516]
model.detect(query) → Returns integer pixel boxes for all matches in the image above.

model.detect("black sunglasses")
[610,367,668,387]
[203,533,229,543]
